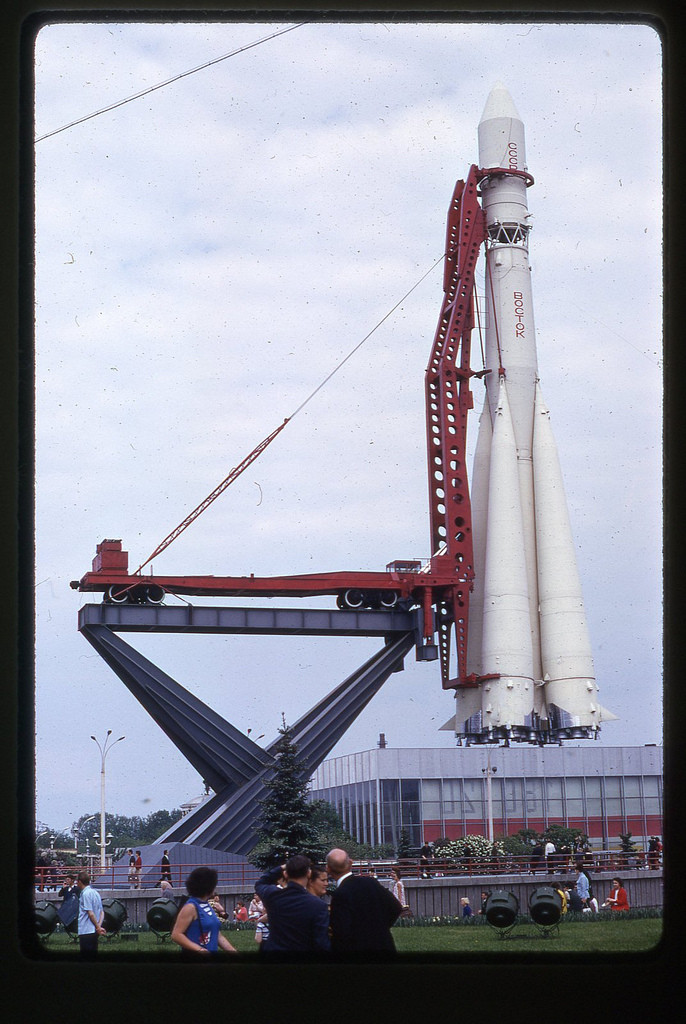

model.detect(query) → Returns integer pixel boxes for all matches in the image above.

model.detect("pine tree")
[396,828,412,861]
[249,716,327,870]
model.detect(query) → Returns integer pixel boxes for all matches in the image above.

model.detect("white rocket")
[451,84,616,743]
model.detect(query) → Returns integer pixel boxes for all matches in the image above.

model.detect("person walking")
[159,849,172,886]
[134,850,143,889]
[326,847,403,955]
[255,855,331,953]
[127,848,136,888]
[544,838,556,874]
[530,840,544,874]
[648,836,662,870]
[76,869,106,960]
[574,864,591,911]
[419,841,433,878]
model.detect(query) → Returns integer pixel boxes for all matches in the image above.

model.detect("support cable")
[35,22,310,143]
[289,255,444,420]
[135,254,446,573]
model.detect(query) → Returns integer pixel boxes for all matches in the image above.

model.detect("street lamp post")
[91,730,125,871]
[74,814,98,857]
[482,749,498,844]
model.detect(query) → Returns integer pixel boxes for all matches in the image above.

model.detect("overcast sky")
[32,17,662,833]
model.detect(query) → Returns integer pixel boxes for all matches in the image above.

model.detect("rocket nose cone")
[479,83,522,124]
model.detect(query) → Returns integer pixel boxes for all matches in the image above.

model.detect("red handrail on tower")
[424,165,487,687]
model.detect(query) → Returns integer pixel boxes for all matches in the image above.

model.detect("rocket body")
[456,85,613,743]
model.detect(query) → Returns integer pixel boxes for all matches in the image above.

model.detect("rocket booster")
[452,85,615,743]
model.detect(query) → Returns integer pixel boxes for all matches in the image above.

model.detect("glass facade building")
[309,745,663,850]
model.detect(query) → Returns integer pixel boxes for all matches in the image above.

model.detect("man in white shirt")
[544,839,556,874]
[76,869,106,960]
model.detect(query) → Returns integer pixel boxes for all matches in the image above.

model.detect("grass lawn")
[392,917,663,954]
[34,916,662,958]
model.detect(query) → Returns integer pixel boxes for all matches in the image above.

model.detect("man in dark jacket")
[255,854,331,953]
[326,848,402,954]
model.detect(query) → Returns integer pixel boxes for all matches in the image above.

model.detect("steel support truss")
[78,602,423,854]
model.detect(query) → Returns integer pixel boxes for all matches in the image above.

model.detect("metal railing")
[33,850,662,892]
[366,850,660,878]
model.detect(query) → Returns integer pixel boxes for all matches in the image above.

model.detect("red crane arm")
[424,164,486,687]
[134,418,290,574]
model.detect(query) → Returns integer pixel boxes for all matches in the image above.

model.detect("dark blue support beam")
[80,624,274,793]
[78,602,417,637]
[178,632,416,853]
[78,603,418,853]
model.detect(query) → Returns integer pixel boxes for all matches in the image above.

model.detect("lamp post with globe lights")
[91,731,125,870]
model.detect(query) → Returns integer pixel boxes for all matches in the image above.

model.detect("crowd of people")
[408,835,662,877]
[553,866,630,915]
[169,848,405,957]
[48,841,641,960]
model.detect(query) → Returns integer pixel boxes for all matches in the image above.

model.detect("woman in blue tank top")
[171,867,237,957]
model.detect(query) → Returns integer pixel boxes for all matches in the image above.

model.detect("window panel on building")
[545,777,564,818]
[380,778,401,846]
[623,776,642,816]
[401,779,420,802]
[585,777,603,817]
[489,777,504,817]
[504,778,524,817]
[463,778,484,819]
[642,775,661,814]
[403,801,421,826]
[381,779,399,802]
[423,801,442,821]
[443,778,462,818]
[564,776,584,818]
[422,779,441,803]
[363,785,372,846]
[603,776,622,817]
[525,777,544,817]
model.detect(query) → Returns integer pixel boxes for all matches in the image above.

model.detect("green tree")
[396,829,412,861]
[249,717,327,870]
[308,800,361,854]
[306,800,395,860]
[499,833,532,857]
[543,824,588,854]
[618,831,639,866]
[71,809,184,855]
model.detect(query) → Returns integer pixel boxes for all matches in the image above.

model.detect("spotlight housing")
[483,890,519,935]
[101,897,128,937]
[529,886,563,933]
[147,897,179,939]
[35,900,59,938]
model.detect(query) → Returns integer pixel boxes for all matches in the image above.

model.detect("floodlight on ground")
[147,897,179,939]
[35,900,59,938]
[483,890,519,936]
[529,887,563,934]
[101,897,128,937]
